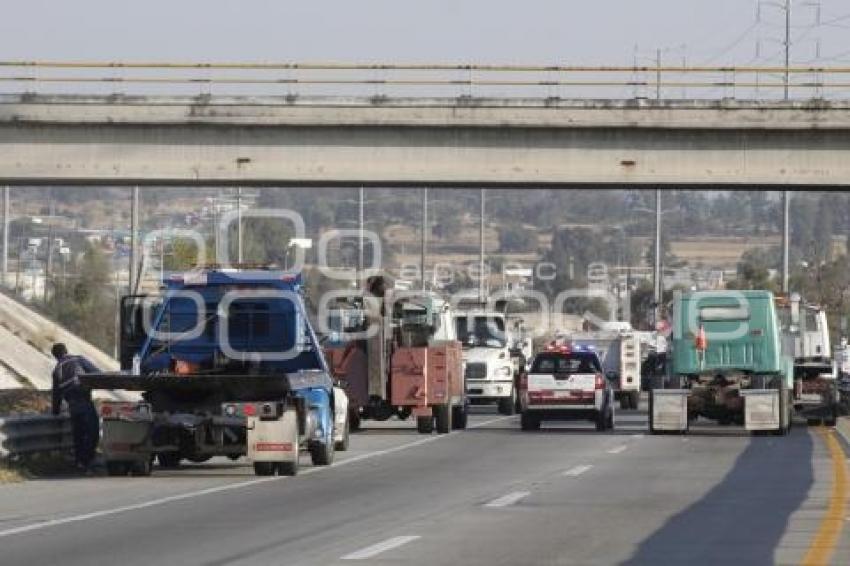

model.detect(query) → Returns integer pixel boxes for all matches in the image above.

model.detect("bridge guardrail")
[0,414,72,460]
[2,60,850,99]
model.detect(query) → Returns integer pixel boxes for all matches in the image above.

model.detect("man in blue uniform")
[51,343,101,472]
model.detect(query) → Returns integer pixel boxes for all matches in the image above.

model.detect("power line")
[696,21,761,65]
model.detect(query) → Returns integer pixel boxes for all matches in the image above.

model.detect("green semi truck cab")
[650,290,793,435]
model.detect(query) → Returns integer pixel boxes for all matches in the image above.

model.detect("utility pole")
[653,188,662,328]
[479,188,486,304]
[782,0,792,293]
[2,186,9,286]
[129,186,139,294]
[656,48,662,100]
[421,187,428,290]
[358,186,364,289]
[782,190,790,293]
[44,193,54,303]
[784,0,792,101]
[236,187,243,264]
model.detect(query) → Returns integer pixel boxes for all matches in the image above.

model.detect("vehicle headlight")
[496,366,512,378]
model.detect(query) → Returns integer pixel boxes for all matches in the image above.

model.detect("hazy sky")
[1,0,848,65]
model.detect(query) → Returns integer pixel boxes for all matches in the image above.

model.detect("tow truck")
[518,343,615,431]
[776,294,839,426]
[80,269,348,476]
[454,310,525,415]
[323,276,467,434]
[650,290,793,435]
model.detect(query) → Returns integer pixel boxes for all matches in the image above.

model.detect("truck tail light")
[243,403,256,417]
[595,373,606,390]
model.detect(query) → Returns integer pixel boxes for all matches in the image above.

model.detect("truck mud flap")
[102,419,153,460]
[651,390,689,432]
[742,389,781,431]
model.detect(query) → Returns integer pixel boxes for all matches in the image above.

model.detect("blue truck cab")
[82,269,345,477]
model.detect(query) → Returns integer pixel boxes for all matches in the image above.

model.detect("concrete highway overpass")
[1,94,849,188]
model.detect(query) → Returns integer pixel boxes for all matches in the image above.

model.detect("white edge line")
[484,490,531,508]
[341,535,421,560]
[0,415,514,539]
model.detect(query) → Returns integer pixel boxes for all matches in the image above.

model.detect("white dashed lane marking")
[341,536,421,560]
[484,491,531,508]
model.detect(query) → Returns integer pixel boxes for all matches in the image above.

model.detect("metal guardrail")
[2,60,850,99]
[0,414,72,459]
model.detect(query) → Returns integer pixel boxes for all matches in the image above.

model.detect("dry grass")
[670,236,780,269]
[0,390,52,415]
[0,466,23,484]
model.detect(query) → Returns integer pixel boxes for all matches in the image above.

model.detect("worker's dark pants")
[70,405,100,467]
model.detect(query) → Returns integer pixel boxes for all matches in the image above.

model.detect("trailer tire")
[186,454,212,464]
[277,461,298,476]
[253,462,276,476]
[416,415,434,434]
[157,452,181,469]
[435,403,452,434]
[310,440,335,466]
[520,411,540,431]
[451,403,468,430]
[106,461,130,476]
[131,458,153,477]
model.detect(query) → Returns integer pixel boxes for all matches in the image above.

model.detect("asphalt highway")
[0,406,848,566]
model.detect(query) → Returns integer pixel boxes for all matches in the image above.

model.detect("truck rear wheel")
[157,452,181,469]
[253,462,276,476]
[520,411,540,431]
[435,403,452,434]
[106,461,130,476]
[310,440,335,466]
[451,403,468,430]
[498,389,517,415]
[130,458,153,477]
[277,461,298,476]
[595,410,608,432]
[416,415,434,434]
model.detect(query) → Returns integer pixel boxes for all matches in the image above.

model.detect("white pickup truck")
[455,312,524,415]
[519,345,615,431]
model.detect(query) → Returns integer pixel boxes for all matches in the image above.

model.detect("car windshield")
[455,316,506,348]
[531,352,601,374]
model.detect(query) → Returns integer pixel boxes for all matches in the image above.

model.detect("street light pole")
[782,190,790,293]
[236,187,243,264]
[784,0,792,101]
[421,187,428,290]
[479,188,486,304]
[358,186,365,289]
[129,186,139,294]
[2,186,9,286]
[653,188,662,328]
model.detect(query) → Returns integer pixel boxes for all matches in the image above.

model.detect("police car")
[519,344,615,431]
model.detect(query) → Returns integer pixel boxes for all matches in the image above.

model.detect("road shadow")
[622,428,815,566]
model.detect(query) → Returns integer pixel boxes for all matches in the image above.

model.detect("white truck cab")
[455,311,521,415]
